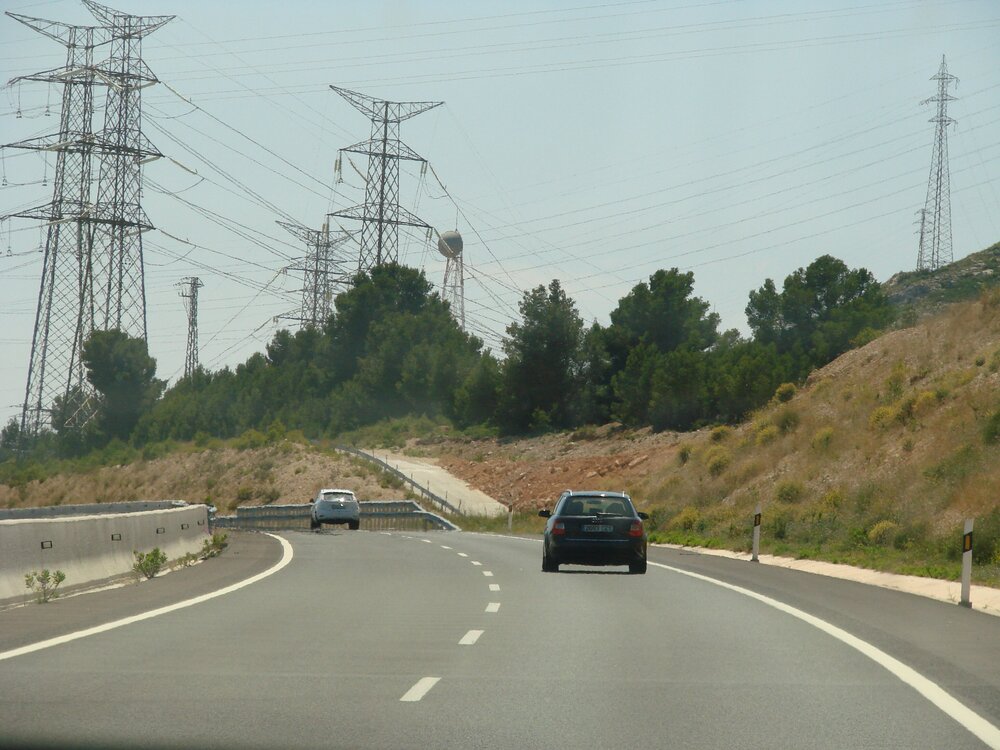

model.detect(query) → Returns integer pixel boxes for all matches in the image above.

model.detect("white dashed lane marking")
[471,561,482,566]
[400,677,440,702]
[489,584,500,592]
[485,603,501,613]
[440,545,452,550]
[459,630,484,646]
[457,553,469,558]
[483,571,494,577]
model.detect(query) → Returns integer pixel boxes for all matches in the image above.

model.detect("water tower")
[438,230,465,331]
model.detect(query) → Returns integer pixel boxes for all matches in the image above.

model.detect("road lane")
[1,529,998,749]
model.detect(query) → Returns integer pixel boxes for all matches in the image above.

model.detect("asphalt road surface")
[2,529,999,749]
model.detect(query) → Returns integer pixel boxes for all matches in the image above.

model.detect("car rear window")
[322,493,355,502]
[558,496,634,516]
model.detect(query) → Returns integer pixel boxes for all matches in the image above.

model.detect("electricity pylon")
[277,219,353,328]
[328,85,442,273]
[916,55,958,272]
[83,0,173,338]
[177,277,203,378]
[3,12,107,436]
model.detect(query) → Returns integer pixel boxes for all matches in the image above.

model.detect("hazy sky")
[1,0,998,429]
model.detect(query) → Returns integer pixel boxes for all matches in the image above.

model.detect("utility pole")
[83,0,173,338]
[916,55,958,272]
[329,86,442,273]
[3,12,107,436]
[177,277,203,379]
[277,219,353,328]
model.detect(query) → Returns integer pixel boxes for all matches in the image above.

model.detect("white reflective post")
[508,503,513,532]
[961,518,974,608]
[752,504,761,563]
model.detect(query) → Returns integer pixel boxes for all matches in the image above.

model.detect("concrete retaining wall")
[0,505,210,601]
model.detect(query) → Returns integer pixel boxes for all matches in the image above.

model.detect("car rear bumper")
[314,510,360,523]
[548,537,646,565]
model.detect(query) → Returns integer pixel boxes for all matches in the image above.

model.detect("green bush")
[201,532,229,559]
[869,406,896,430]
[236,486,254,502]
[755,425,779,446]
[867,520,898,546]
[811,427,834,450]
[709,426,732,443]
[983,408,1000,445]
[972,508,1000,566]
[670,506,701,532]
[24,569,66,603]
[133,548,167,579]
[678,445,691,465]
[704,446,731,477]
[774,383,796,403]
[775,480,805,504]
[233,429,267,450]
[774,407,800,434]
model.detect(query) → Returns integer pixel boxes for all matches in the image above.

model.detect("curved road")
[2,530,999,749]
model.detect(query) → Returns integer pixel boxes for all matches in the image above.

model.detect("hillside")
[414,291,1000,582]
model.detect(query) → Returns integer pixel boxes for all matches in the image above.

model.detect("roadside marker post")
[960,518,973,608]
[508,503,513,532]
[751,504,761,563]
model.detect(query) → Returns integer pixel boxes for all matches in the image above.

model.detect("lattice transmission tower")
[277,219,354,328]
[916,55,958,272]
[3,12,107,436]
[329,86,442,273]
[177,277,203,378]
[83,0,173,337]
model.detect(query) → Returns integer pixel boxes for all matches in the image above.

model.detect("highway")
[2,529,999,749]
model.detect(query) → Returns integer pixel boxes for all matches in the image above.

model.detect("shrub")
[709,426,732,443]
[774,407,799,434]
[755,425,779,446]
[869,406,896,430]
[670,506,701,532]
[24,569,66,603]
[201,532,229,559]
[775,480,805,504]
[133,548,167,579]
[811,427,834,451]
[570,425,599,441]
[774,383,796,403]
[885,362,906,401]
[262,486,280,504]
[819,489,843,513]
[867,520,898,546]
[975,355,986,367]
[983,408,1000,445]
[236,486,254,502]
[233,429,267,450]
[972,508,1000,566]
[705,446,731,477]
[912,390,938,419]
[677,445,691,465]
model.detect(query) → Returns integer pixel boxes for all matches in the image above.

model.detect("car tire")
[348,520,360,530]
[310,518,320,530]
[542,546,559,573]
[629,559,647,574]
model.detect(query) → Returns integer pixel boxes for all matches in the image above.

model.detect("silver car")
[310,488,360,530]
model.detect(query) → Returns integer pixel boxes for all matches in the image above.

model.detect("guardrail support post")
[960,518,973,608]
[751,504,761,563]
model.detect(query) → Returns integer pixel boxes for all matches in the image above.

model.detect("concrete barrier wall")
[0,501,184,521]
[0,505,210,601]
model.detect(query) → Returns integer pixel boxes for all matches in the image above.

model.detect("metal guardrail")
[334,445,464,516]
[211,500,458,532]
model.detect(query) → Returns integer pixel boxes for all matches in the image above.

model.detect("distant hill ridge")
[883,240,1000,314]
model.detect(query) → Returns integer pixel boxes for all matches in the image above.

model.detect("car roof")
[319,488,356,495]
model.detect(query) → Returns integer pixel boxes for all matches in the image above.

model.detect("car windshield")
[558,496,634,517]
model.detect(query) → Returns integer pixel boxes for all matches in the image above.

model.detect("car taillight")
[629,520,644,538]
[552,521,566,536]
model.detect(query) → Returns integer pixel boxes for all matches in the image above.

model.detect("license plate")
[582,524,613,533]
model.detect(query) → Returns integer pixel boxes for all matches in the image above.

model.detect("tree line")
[1,254,893,458]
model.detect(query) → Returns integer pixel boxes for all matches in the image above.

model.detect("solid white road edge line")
[486,602,501,613]
[400,677,440,702]
[459,629,484,645]
[648,561,1000,750]
[0,533,295,663]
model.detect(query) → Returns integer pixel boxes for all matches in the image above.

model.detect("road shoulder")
[0,530,283,653]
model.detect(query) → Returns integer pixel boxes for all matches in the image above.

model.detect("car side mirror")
[637,511,649,520]
[538,509,551,518]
